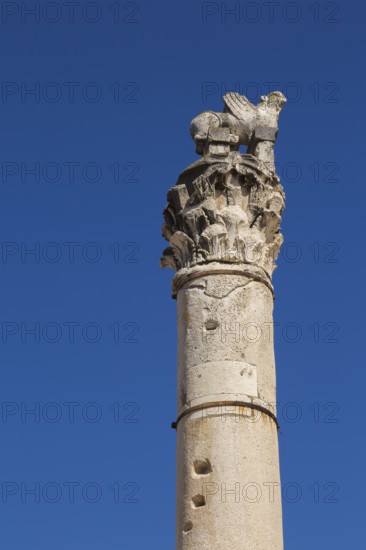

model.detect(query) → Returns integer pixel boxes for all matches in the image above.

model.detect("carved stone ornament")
[161,92,286,288]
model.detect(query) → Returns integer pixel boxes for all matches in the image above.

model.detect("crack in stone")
[203,278,262,298]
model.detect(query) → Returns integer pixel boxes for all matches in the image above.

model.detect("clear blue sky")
[0,0,363,548]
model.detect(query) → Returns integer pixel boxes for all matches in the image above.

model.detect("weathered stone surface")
[162,152,285,279]
[175,275,283,550]
[162,92,286,550]
[190,91,286,167]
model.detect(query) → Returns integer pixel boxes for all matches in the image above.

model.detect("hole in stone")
[193,458,212,476]
[183,521,193,534]
[192,494,206,508]
[205,320,218,330]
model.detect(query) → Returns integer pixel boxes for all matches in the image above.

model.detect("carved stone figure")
[190,91,286,169]
[161,91,286,287]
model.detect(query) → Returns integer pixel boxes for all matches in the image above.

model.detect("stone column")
[161,91,286,550]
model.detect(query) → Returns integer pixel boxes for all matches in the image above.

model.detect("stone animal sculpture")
[190,91,286,169]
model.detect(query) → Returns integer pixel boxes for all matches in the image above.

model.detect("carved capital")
[162,152,284,277]
[161,93,286,285]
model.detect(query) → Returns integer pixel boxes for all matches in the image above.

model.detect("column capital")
[161,92,286,290]
[162,152,285,279]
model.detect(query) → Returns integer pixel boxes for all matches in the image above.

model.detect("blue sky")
[0,0,363,548]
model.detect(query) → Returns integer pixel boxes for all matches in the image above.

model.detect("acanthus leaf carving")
[161,93,286,280]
